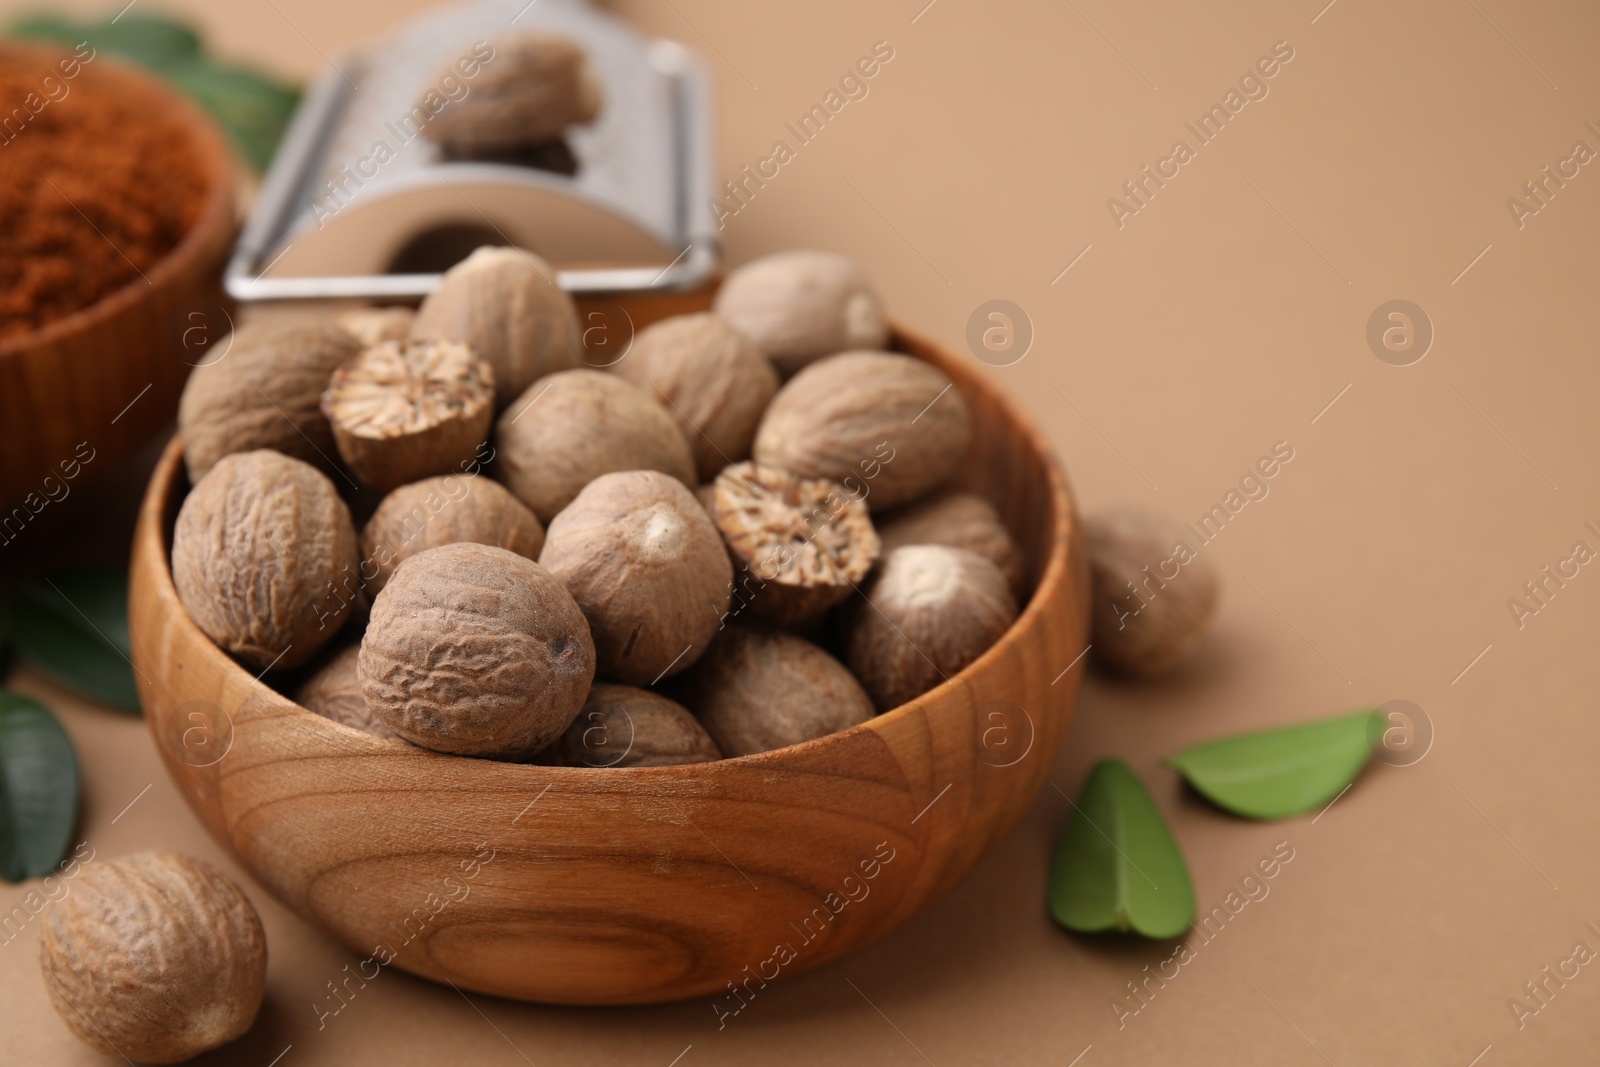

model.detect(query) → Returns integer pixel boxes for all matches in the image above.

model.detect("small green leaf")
[1049,760,1196,939]
[164,58,300,171]
[9,568,139,712]
[0,691,80,882]
[8,13,202,69]
[1164,710,1383,820]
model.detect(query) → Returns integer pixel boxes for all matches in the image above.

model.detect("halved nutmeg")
[710,460,880,626]
[322,339,494,491]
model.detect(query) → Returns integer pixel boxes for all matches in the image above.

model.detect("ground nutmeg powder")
[0,44,209,343]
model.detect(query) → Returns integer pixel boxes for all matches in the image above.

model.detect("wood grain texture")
[0,50,236,513]
[129,312,1089,1005]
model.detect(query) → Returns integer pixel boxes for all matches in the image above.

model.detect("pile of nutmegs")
[171,247,1025,767]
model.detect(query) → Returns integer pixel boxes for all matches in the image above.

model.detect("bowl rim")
[137,318,1078,773]
[0,43,237,359]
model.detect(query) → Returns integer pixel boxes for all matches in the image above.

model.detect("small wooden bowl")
[0,47,235,513]
[129,317,1089,1005]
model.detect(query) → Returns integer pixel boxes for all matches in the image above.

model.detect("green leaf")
[0,691,80,882]
[164,58,300,171]
[9,568,139,712]
[1049,760,1196,939]
[7,12,301,171]
[1164,710,1383,820]
[8,13,202,69]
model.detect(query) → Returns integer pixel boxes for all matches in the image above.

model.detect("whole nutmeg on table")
[753,350,971,511]
[1083,506,1219,678]
[709,461,880,625]
[495,368,696,522]
[172,450,360,671]
[177,318,359,482]
[843,544,1019,711]
[877,490,1025,594]
[540,470,732,684]
[542,683,721,767]
[360,474,545,596]
[335,305,414,347]
[713,250,889,377]
[295,644,400,741]
[39,852,267,1064]
[612,312,779,482]
[359,542,595,758]
[321,338,495,491]
[410,245,581,407]
[421,33,601,157]
[673,627,876,757]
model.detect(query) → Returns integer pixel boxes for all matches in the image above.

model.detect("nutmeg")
[360,474,545,595]
[1084,507,1219,678]
[359,542,595,758]
[842,544,1018,710]
[673,627,875,756]
[410,246,581,407]
[177,318,359,482]
[39,852,266,1064]
[421,33,601,155]
[172,450,360,671]
[295,644,401,741]
[542,683,721,767]
[322,338,494,491]
[335,305,414,347]
[612,312,779,481]
[713,250,888,376]
[753,351,971,511]
[539,470,732,684]
[710,461,879,625]
[495,369,696,522]
[876,490,1024,593]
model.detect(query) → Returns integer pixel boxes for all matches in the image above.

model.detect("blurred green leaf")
[8,13,201,69]
[0,691,80,883]
[6,11,300,171]
[9,568,139,713]
[1164,710,1383,820]
[165,58,300,171]
[1049,759,1195,939]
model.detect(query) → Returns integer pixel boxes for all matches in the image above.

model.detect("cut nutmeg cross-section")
[322,338,495,491]
[711,461,880,626]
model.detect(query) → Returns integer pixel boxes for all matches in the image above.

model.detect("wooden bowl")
[0,48,235,514]
[129,315,1089,1005]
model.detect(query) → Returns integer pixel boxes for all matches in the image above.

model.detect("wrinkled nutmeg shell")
[361,474,545,595]
[359,542,595,758]
[539,470,732,685]
[335,305,414,347]
[495,369,696,522]
[711,461,880,626]
[541,683,721,767]
[713,250,889,377]
[672,627,875,757]
[842,544,1018,711]
[411,246,581,407]
[39,852,267,1064]
[1084,507,1219,678]
[753,351,971,512]
[877,491,1025,594]
[177,319,360,482]
[322,339,495,492]
[172,450,359,671]
[421,33,601,154]
[613,312,779,482]
[295,644,402,741]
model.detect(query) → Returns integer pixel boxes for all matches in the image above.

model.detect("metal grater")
[225,0,717,302]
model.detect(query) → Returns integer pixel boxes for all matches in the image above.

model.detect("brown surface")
[0,47,235,513]
[3,0,1600,1062]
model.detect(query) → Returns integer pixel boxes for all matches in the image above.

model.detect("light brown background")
[4,0,1599,1063]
